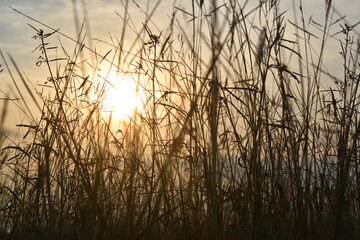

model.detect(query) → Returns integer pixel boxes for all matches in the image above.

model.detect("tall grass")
[1,0,360,239]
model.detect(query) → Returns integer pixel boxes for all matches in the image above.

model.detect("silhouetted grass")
[1,0,360,239]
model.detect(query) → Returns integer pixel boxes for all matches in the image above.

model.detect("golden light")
[100,71,146,121]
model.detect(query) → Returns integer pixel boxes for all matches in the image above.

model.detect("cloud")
[0,0,359,81]
[1,0,65,10]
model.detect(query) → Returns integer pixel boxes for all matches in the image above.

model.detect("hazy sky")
[0,0,359,76]
[0,0,359,134]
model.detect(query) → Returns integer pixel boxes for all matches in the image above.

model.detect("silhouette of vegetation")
[0,0,360,239]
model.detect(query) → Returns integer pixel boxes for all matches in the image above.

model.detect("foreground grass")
[1,0,360,239]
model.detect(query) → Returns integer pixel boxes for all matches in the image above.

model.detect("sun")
[101,72,146,120]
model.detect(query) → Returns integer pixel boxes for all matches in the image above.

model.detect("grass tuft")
[1,0,360,239]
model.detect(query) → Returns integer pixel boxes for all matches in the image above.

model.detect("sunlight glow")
[101,72,146,121]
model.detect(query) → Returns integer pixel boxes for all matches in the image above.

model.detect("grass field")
[1,0,360,239]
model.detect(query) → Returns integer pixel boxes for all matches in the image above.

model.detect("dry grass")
[1,0,360,239]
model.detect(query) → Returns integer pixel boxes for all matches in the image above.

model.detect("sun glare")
[101,72,146,120]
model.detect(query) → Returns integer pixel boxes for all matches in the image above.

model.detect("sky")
[0,0,180,137]
[0,0,359,76]
[0,0,359,136]
[0,0,358,71]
